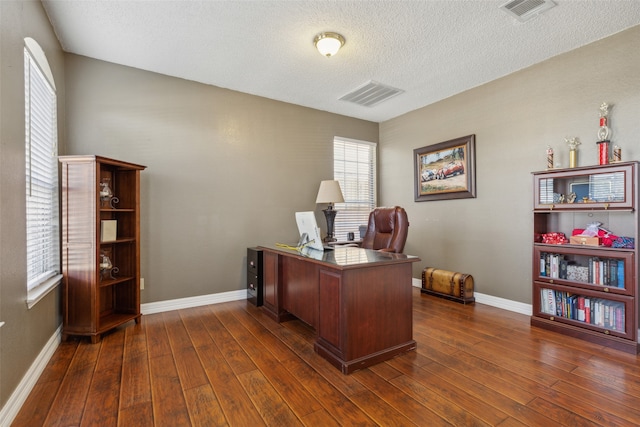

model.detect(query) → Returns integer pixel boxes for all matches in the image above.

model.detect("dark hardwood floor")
[12,288,640,426]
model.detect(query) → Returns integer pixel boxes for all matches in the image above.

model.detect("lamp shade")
[315,180,344,204]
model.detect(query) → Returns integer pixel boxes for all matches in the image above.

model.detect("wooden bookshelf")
[60,155,146,343]
[531,161,639,353]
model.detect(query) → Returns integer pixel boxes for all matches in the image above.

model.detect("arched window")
[24,37,60,307]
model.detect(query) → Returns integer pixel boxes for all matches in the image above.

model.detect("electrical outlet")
[140,278,145,290]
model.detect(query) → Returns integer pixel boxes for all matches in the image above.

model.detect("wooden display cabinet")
[60,155,146,343]
[531,161,639,353]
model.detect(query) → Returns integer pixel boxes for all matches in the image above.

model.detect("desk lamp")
[315,180,345,242]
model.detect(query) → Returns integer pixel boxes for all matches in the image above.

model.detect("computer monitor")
[295,211,324,251]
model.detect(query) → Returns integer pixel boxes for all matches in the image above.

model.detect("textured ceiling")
[42,0,640,123]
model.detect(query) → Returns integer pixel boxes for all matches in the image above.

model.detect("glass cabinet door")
[533,283,634,339]
[533,246,633,296]
[533,163,634,210]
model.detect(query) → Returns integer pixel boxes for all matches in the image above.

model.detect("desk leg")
[261,251,291,322]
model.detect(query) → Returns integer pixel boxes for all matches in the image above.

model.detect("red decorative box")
[541,232,568,244]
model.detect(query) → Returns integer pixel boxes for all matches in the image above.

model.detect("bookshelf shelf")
[100,238,136,245]
[60,155,146,344]
[98,276,136,288]
[531,161,639,354]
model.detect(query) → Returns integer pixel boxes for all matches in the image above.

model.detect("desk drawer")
[247,247,263,306]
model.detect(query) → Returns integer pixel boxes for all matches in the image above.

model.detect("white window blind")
[25,47,59,292]
[333,137,377,241]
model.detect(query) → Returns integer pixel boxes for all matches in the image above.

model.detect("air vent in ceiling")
[500,0,556,22]
[339,81,404,107]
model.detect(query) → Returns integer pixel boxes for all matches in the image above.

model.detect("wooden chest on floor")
[421,267,475,304]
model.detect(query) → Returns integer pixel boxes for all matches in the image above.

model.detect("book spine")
[555,290,562,316]
[559,258,567,280]
[545,254,551,279]
[541,289,549,314]
[618,261,625,288]
[577,296,585,322]
[615,305,623,332]
[599,260,604,286]
[547,289,556,315]
[610,260,618,287]
[584,298,591,324]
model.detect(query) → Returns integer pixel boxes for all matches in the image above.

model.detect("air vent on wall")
[339,81,404,107]
[500,0,556,22]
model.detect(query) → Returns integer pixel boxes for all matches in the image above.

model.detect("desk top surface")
[258,244,420,269]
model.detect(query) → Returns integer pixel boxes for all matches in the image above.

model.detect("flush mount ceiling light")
[314,32,345,57]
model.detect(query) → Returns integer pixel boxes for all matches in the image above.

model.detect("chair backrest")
[361,206,409,253]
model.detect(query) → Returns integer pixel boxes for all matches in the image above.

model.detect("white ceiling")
[42,0,640,123]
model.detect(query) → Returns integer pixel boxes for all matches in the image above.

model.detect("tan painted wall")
[63,54,379,303]
[380,25,640,303]
[0,0,66,409]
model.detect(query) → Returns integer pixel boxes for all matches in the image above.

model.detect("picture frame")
[569,181,589,202]
[414,134,476,202]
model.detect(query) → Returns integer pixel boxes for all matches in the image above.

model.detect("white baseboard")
[140,289,247,314]
[473,293,532,315]
[411,278,532,315]
[144,282,534,317]
[0,325,62,427]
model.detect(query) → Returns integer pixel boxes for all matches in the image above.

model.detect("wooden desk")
[258,245,420,374]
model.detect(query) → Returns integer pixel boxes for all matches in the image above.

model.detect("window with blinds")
[333,137,377,241]
[25,46,59,293]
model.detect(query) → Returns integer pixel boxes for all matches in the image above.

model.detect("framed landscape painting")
[414,134,476,202]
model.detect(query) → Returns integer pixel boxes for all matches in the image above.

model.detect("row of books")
[539,252,625,288]
[540,288,625,332]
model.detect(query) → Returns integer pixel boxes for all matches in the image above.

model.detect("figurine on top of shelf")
[597,102,611,165]
[565,137,581,168]
[546,146,554,170]
[613,145,622,163]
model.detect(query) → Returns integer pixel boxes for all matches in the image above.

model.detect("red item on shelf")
[541,232,569,244]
